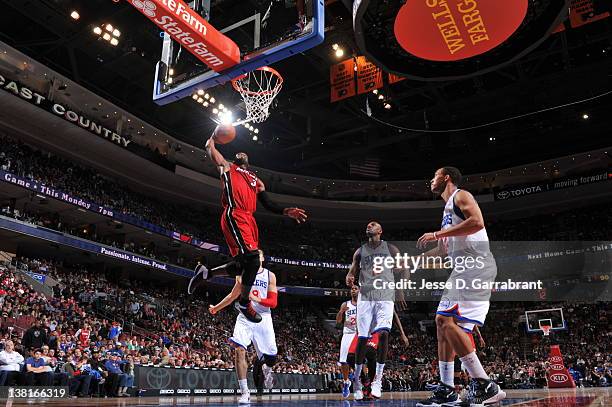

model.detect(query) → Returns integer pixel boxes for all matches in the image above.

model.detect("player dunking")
[416,167,504,406]
[209,251,278,404]
[345,221,402,400]
[336,284,358,398]
[204,136,306,322]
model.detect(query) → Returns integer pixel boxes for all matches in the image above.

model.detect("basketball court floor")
[1,388,609,406]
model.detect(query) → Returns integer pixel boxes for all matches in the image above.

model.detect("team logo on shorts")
[131,0,157,17]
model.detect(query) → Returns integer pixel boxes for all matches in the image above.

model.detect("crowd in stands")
[1,256,610,398]
[3,135,611,266]
[0,136,611,397]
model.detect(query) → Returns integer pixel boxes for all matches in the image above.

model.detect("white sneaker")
[353,380,363,400]
[238,392,251,404]
[262,364,274,389]
[371,379,382,398]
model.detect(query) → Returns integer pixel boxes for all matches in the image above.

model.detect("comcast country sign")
[128,0,239,71]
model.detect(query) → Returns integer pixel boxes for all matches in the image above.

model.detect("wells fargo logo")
[394,0,529,61]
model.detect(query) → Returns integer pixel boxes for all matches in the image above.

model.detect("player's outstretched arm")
[345,248,361,286]
[205,136,230,175]
[256,180,307,223]
[209,277,242,315]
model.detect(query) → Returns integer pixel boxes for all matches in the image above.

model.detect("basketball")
[213,124,236,145]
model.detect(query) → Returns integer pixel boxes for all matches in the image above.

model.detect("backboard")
[152,0,324,105]
[525,308,567,334]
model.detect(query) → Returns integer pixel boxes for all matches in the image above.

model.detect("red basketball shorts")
[221,207,259,257]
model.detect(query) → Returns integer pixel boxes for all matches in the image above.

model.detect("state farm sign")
[127,0,239,71]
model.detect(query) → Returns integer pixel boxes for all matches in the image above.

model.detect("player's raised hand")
[340,302,349,313]
[346,273,355,287]
[284,207,307,223]
[209,304,218,315]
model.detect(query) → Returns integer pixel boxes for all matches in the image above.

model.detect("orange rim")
[231,66,283,97]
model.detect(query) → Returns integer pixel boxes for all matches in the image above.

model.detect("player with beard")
[345,221,403,400]
[416,167,504,407]
[200,138,307,323]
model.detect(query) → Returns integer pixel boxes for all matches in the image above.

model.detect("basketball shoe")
[445,378,505,406]
[416,383,459,406]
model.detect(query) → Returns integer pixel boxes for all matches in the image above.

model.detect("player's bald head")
[235,152,249,167]
[366,221,382,237]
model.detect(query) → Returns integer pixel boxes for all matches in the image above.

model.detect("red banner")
[569,0,610,28]
[127,0,240,71]
[394,0,528,61]
[388,73,406,85]
[356,56,383,95]
[330,59,356,102]
[546,345,576,388]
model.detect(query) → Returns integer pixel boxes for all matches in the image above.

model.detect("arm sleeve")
[257,291,278,308]
[257,191,284,215]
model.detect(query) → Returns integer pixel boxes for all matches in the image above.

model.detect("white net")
[232,66,283,124]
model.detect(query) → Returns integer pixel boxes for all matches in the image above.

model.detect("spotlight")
[102,33,111,41]
[113,29,121,37]
[197,97,204,103]
[70,11,80,20]
[192,94,198,100]
[106,24,114,32]
[219,111,233,125]
[203,101,209,107]
[252,135,258,141]
[335,48,344,58]
[372,89,378,94]
[110,38,119,46]
[210,97,216,103]
[254,128,259,134]
[332,43,339,50]
[384,103,391,109]
[93,26,102,35]
[219,104,224,110]
[204,93,210,99]
[378,94,384,100]
[243,123,249,128]
[212,108,218,114]
[582,113,589,120]
[197,89,204,96]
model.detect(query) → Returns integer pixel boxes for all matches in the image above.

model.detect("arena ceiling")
[0,0,611,180]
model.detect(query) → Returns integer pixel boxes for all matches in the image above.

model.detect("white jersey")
[441,189,489,259]
[249,268,272,315]
[343,300,357,334]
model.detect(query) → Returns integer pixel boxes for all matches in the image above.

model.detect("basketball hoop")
[541,325,552,336]
[232,66,283,124]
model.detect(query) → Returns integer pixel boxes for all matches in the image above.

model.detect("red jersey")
[221,164,258,213]
[78,329,90,347]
